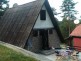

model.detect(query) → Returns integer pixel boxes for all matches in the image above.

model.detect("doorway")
[40,29,49,50]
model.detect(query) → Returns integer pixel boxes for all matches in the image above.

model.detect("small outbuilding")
[70,24,81,51]
[0,0,63,52]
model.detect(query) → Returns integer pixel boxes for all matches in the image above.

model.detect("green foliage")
[79,19,81,24]
[60,0,77,41]
[61,0,78,20]
[0,0,9,17]
[59,17,76,38]
[59,18,69,38]
[0,45,38,61]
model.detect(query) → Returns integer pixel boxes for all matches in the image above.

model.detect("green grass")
[0,45,38,61]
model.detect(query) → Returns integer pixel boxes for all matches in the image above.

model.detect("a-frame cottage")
[0,0,63,52]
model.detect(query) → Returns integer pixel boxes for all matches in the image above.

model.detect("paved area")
[44,54,56,61]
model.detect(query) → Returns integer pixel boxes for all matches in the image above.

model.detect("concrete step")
[41,49,55,55]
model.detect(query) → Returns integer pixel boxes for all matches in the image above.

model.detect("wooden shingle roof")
[0,0,45,48]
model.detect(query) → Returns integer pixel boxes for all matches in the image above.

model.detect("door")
[40,30,49,50]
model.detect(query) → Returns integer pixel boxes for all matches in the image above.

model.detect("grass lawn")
[0,45,38,61]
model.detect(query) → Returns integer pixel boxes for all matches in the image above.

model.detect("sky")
[9,0,81,21]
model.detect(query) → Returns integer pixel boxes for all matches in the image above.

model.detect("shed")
[70,24,81,51]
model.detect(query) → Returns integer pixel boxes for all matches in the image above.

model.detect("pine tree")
[60,0,78,38]
[59,18,76,38]
[61,0,78,20]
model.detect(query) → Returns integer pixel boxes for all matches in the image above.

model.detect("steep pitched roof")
[44,0,64,42]
[0,0,45,48]
[70,24,81,37]
[0,0,64,48]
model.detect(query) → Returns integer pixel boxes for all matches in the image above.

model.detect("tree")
[79,19,81,24]
[59,18,69,38]
[59,0,78,39]
[0,0,9,18]
[61,0,78,20]
[79,16,81,23]
[59,17,76,39]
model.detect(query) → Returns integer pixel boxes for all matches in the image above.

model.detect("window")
[49,29,53,34]
[33,30,38,37]
[40,10,46,20]
[39,30,43,36]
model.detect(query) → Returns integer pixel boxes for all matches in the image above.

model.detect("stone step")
[41,49,55,55]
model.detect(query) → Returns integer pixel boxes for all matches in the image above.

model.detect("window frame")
[40,10,46,20]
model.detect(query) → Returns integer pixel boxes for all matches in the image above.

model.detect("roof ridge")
[9,0,36,9]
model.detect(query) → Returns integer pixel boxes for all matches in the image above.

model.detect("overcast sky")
[9,0,81,21]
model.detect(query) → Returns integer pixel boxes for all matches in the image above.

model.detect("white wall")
[34,5,54,29]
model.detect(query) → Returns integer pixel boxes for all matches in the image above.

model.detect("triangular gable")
[34,5,54,29]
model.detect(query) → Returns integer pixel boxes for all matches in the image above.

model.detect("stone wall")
[30,36,42,53]
[25,29,61,52]
[25,34,42,53]
[48,29,61,48]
